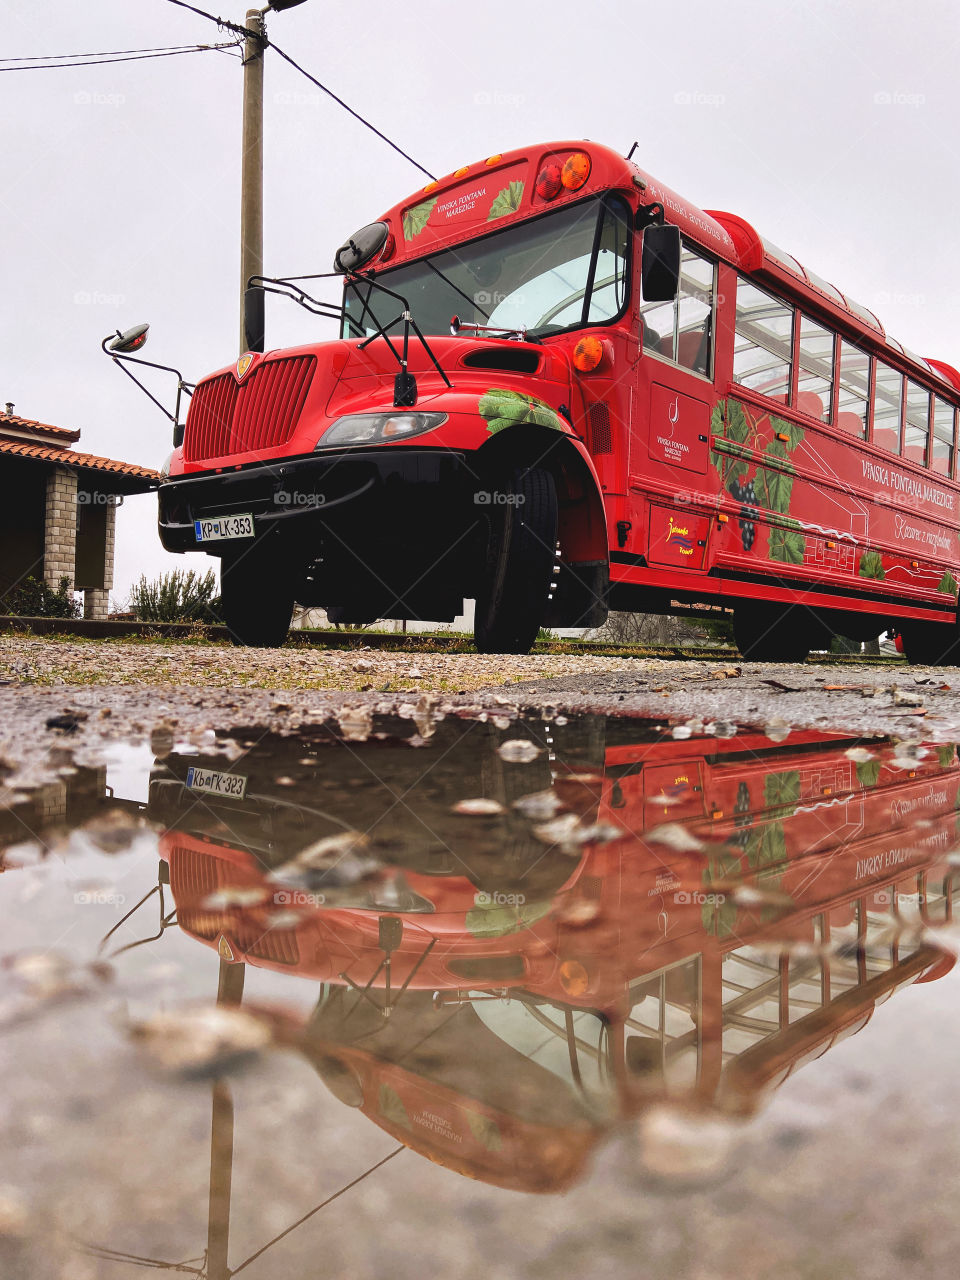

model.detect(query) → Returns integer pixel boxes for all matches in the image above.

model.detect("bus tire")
[474,466,558,655]
[219,542,294,647]
[900,620,960,666]
[733,604,811,663]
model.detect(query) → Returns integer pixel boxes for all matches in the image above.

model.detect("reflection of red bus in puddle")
[153,724,958,1190]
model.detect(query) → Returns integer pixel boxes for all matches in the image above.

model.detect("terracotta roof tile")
[0,438,159,488]
[0,414,81,442]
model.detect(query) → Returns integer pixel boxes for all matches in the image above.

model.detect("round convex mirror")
[333,221,390,273]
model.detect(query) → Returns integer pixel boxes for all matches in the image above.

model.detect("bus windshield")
[343,195,631,342]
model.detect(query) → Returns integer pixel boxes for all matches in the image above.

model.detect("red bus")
[150,724,959,1190]
[153,141,960,659]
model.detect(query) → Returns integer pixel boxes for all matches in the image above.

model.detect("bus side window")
[932,398,955,476]
[872,363,902,453]
[733,279,793,402]
[797,315,835,423]
[640,244,715,378]
[904,381,931,466]
[836,340,870,438]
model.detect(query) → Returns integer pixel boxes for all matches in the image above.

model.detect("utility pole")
[239,8,265,356]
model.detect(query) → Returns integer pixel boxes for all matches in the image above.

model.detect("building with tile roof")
[0,404,158,620]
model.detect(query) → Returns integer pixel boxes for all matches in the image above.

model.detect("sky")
[3,0,960,604]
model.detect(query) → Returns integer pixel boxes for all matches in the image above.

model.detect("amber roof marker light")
[561,152,591,190]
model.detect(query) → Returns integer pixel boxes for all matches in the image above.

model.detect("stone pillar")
[43,467,77,591]
[83,498,117,620]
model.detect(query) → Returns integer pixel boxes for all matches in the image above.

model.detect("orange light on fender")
[559,960,589,996]
[573,336,604,372]
[535,161,563,200]
[561,151,591,190]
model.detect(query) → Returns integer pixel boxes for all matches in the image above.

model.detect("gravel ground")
[0,633,642,694]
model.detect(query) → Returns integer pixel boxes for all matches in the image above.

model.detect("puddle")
[2,713,960,1277]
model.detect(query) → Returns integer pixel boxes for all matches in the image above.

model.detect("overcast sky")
[3,0,959,603]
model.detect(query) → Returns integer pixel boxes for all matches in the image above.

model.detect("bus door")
[629,241,719,572]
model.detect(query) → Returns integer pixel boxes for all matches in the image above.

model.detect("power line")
[159,0,437,181]
[0,43,220,61]
[268,39,437,181]
[0,43,241,72]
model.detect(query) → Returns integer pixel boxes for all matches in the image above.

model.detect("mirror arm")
[101,339,193,431]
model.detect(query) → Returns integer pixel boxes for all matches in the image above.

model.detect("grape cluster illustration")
[729,477,759,551]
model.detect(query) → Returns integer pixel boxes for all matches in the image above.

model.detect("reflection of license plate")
[194,512,254,542]
[186,767,247,799]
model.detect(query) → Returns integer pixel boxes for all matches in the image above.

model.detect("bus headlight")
[317,411,447,448]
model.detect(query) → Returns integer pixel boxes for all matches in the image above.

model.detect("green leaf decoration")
[764,770,801,817]
[754,464,794,515]
[937,745,956,767]
[723,458,748,491]
[465,898,552,939]
[710,400,726,437]
[466,1110,503,1151]
[769,525,805,564]
[378,1084,411,1129]
[478,388,562,432]
[401,196,437,241]
[770,416,805,452]
[938,571,958,596]
[856,758,882,788]
[487,180,525,220]
[726,400,750,445]
[858,550,885,580]
[702,896,740,938]
[743,821,787,871]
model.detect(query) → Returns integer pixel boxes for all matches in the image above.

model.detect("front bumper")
[158,448,471,553]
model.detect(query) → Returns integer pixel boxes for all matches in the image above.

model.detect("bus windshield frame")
[342,194,632,343]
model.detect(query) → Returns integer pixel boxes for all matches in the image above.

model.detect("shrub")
[129,569,221,623]
[1,575,80,618]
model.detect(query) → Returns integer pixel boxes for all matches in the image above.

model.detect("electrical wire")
[0,42,221,61]
[267,39,437,181]
[0,43,241,72]
[160,0,437,180]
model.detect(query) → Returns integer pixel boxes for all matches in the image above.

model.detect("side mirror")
[641,225,681,303]
[333,221,390,274]
[107,323,150,354]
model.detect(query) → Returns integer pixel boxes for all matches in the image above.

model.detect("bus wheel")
[733,605,811,663]
[899,621,960,666]
[219,542,294,647]
[474,466,558,654]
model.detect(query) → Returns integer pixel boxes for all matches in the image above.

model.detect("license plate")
[194,512,254,542]
[186,767,248,800]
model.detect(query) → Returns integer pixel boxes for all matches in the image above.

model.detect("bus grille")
[184,356,315,461]
[587,402,612,455]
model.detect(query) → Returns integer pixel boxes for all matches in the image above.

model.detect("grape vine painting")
[710,399,806,563]
[478,387,564,433]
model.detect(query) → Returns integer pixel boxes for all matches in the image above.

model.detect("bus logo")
[217,935,236,961]
[667,397,680,426]
[667,515,695,554]
[236,353,254,380]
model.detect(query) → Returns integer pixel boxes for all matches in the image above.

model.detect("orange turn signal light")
[718,513,729,523]
[559,959,590,996]
[573,335,604,372]
[561,151,591,190]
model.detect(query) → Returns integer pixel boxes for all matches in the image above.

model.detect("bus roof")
[376,140,960,393]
